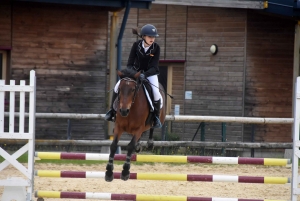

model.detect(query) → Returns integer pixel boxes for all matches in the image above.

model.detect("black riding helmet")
[140,24,159,37]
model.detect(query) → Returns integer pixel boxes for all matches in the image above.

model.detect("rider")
[105,24,162,128]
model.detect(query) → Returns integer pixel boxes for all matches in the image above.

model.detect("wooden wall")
[2,2,109,140]
[0,2,295,143]
[184,7,247,141]
[116,5,295,143]
[0,2,12,49]
[244,11,294,142]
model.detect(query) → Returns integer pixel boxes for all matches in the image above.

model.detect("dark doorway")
[0,53,2,79]
[158,66,167,92]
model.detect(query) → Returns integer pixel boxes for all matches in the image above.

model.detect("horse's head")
[117,70,141,117]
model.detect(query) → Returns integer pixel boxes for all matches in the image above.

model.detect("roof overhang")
[153,0,265,9]
[154,0,300,20]
[264,0,300,19]
[12,0,154,9]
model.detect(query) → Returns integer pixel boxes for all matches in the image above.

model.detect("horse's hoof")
[105,171,114,182]
[147,140,154,150]
[121,170,130,181]
[135,145,142,153]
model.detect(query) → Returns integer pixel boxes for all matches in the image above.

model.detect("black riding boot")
[105,92,118,122]
[153,99,162,128]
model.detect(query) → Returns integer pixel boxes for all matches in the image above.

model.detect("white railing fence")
[292,77,300,201]
[0,70,36,201]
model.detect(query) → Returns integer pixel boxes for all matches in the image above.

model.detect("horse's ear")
[117,70,123,78]
[134,71,141,79]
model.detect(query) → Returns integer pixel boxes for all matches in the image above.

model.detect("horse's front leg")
[121,135,138,181]
[105,134,119,182]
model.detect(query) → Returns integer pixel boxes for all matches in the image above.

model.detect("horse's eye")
[132,89,135,92]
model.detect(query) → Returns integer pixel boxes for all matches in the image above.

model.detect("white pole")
[292,77,300,201]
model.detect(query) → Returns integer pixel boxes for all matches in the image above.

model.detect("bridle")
[118,77,142,108]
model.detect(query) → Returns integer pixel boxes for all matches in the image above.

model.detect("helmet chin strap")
[142,36,151,46]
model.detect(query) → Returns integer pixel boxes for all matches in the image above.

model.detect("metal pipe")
[0,139,293,148]
[67,119,71,140]
[268,2,293,8]
[117,0,131,71]
[3,112,294,124]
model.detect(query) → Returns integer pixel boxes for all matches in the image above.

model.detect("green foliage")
[153,131,180,141]
[0,154,28,163]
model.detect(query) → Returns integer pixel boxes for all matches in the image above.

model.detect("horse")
[105,69,166,182]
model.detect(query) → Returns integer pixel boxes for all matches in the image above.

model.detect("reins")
[143,80,174,99]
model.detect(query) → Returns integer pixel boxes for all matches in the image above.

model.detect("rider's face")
[143,35,155,46]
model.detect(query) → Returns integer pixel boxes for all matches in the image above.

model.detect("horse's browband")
[121,77,137,84]
[120,77,137,85]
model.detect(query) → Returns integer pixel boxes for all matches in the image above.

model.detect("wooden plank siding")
[244,11,294,142]
[113,5,295,143]
[10,3,108,140]
[184,7,246,141]
[1,1,295,144]
[0,2,12,49]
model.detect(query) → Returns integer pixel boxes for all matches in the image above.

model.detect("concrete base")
[240,149,285,158]
[1,186,26,201]
[100,146,121,154]
[284,149,293,159]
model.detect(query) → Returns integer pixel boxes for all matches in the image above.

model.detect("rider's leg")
[147,75,162,128]
[105,81,120,122]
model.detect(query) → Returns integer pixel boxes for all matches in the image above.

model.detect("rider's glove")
[139,73,146,82]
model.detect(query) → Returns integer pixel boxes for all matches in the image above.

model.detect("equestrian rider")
[105,24,162,128]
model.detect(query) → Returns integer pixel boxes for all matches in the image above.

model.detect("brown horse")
[105,69,166,182]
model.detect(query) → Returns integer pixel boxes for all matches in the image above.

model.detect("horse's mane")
[119,68,138,80]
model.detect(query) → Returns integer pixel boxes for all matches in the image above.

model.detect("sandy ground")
[0,162,293,201]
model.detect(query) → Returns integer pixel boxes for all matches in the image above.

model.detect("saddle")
[142,81,155,112]
[113,80,155,112]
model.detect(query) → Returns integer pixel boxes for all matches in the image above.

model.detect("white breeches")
[114,75,162,101]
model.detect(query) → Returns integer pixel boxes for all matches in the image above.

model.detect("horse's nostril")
[126,109,129,113]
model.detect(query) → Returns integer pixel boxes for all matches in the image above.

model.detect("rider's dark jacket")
[127,40,160,77]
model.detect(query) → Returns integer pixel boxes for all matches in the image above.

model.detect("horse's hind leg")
[105,136,119,182]
[121,135,137,181]
[147,128,154,150]
[135,135,144,153]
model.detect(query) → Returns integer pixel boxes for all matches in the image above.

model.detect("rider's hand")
[139,73,145,82]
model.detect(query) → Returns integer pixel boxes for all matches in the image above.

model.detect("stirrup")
[152,116,162,128]
[105,109,115,122]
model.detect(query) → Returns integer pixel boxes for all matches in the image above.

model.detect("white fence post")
[292,77,300,201]
[0,70,36,201]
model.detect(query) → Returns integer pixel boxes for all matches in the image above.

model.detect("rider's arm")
[127,41,138,69]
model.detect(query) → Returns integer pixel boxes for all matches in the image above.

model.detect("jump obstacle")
[35,152,290,166]
[34,152,291,200]
[0,71,36,201]
[35,170,290,184]
[34,191,283,201]
[1,71,300,201]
